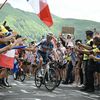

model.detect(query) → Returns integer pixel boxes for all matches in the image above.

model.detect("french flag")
[0,50,15,69]
[27,0,53,27]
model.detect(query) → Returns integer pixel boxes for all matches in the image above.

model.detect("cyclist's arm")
[35,39,46,47]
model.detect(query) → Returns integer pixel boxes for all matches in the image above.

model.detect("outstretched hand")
[12,31,18,37]
[89,55,94,59]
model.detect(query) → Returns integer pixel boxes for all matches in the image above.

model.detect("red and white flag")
[27,0,53,27]
[0,50,15,69]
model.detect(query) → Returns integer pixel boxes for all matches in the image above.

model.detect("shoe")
[80,87,88,91]
[2,79,12,88]
[69,81,73,84]
[86,89,95,92]
[78,84,84,87]
[62,81,68,85]
[4,84,12,87]
[0,83,6,88]
[95,85,100,91]
[72,83,77,87]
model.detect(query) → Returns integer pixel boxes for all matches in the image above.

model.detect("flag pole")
[0,0,8,10]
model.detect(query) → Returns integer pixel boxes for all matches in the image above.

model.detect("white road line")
[8,91,13,93]
[15,81,26,86]
[72,90,89,95]
[29,86,37,89]
[72,90,99,100]
[26,81,34,83]
[0,93,5,96]
[56,88,63,91]
[15,81,23,84]
[53,90,61,93]
[34,92,56,97]
[35,99,41,100]
[11,83,17,86]
[73,90,100,97]
[32,83,35,85]
[15,98,41,100]
[90,94,100,98]
[20,89,29,93]
[82,95,99,100]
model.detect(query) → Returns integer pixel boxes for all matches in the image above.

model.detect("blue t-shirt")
[12,59,19,73]
[96,55,100,64]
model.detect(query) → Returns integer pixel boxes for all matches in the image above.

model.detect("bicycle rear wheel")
[35,68,42,88]
[44,68,57,91]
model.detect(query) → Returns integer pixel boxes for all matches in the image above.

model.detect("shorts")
[96,63,100,73]
[36,50,47,64]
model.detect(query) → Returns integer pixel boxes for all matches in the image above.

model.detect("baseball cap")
[86,30,93,36]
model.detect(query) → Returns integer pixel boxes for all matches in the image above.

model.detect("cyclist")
[36,33,54,66]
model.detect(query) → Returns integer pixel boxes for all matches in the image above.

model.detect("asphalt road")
[0,76,100,100]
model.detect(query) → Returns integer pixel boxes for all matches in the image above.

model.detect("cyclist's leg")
[42,53,47,65]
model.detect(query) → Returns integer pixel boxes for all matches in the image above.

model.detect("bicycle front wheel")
[35,68,42,88]
[44,68,57,91]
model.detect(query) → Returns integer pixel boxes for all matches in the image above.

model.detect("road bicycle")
[35,62,58,91]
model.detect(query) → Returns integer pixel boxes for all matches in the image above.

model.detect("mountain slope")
[0,4,100,42]
[0,4,50,42]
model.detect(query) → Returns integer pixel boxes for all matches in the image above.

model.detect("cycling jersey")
[36,39,54,64]
[37,39,53,53]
